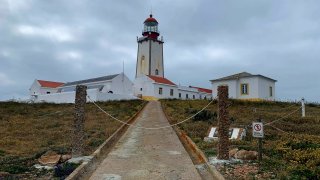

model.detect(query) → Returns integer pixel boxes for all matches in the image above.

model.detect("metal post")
[72,85,87,158]
[217,86,230,160]
[301,98,305,118]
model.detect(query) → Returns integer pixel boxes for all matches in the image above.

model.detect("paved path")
[89,101,202,180]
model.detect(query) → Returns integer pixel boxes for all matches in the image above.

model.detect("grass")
[161,99,320,179]
[0,100,145,175]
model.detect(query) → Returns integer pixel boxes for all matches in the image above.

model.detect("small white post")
[301,98,305,118]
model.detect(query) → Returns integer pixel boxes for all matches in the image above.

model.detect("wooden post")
[258,118,263,162]
[72,85,87,158]
[217,86,230,160]
[301,98,305,118]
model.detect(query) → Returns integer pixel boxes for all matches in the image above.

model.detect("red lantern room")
[142,14,160,39]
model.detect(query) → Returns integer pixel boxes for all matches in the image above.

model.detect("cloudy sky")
[0,0,319,102]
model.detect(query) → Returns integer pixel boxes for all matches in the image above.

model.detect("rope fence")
[87,95,318,135]
[88,95,215,130]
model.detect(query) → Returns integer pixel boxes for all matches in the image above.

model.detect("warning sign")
[252,122,264,138]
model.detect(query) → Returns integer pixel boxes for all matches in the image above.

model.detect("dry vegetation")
[0,100,144,175]
[161,99,320,179]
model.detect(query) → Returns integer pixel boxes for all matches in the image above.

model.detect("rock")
[33,164,54,170]
[67,156,93,164]
[0,171,10,177]
[229,148,239,158]
[60,154,72,163]
[234,150,258,160]
[38,151,61,166]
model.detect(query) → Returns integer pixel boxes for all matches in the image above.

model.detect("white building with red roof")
[29,14,213,102]
[134,75,178,100]
[29,79,64,95]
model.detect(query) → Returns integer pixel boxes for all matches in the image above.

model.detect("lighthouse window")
[155,69,159,75]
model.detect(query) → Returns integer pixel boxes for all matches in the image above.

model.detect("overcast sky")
[0,0,319,102]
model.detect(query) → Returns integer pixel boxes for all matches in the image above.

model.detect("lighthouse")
[136,14,164,78]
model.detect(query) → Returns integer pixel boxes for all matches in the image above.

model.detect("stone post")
[301,98,305,118]
[217,86,230,160]
[72,85,87,157]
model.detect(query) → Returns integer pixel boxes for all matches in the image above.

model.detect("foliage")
[0,100,145,176]
[161,99,320,179]
[54,162,79,178]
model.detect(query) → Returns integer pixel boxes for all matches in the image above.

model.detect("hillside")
[0,100,144,178]
[161,99,320,179]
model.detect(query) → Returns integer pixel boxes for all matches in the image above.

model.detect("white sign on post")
[252,122,264,138]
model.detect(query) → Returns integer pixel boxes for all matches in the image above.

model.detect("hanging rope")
[87,96,215,130]
[265,106,302,126]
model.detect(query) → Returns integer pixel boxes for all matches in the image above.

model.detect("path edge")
[66,101,148,180]
[161,102,225,180]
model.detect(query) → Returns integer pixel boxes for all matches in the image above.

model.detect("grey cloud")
[0,0,319,102]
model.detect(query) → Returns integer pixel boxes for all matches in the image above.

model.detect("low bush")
[54,162,79,178]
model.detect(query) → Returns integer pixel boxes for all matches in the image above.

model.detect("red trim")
[147,75,176,86]
[37,80,64,88]
[189,86,212,94]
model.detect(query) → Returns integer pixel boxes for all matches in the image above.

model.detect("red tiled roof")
[190,86,212,94]
[147,75,176,86]
[37,80,64,88]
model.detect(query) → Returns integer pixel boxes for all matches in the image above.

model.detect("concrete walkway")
[89,101,202,180]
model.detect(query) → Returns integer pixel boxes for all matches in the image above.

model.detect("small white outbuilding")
[210,72,277,101]
[29,80,64,95]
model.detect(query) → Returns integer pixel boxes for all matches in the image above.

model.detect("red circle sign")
[254,124,262,131]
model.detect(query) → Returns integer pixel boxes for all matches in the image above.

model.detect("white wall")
[133,75,155,97]
[177,86,200,100]
[34,89,138,103]
[136,40,150,77]
[211,76,276,100]
[153,84,178,99]
[258,78,276,100]
[211,80,237,99]
[238,77,259,99]
[150,41,164,77]
[109,73,134,95]
[29,80,40,95]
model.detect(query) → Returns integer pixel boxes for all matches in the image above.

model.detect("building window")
[140,88,143,91]
[46,92,50,94]
[269,86,273,97]
[159,87,163,95]
[241,84,249,95]
[155,69,159,75]
[179,93,181,98]
[186,94,189,99]
[170,89,174,96]
[204,96,207,100]
[193,95,195,99]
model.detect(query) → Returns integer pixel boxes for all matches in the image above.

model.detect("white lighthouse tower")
[136,14,164,78]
